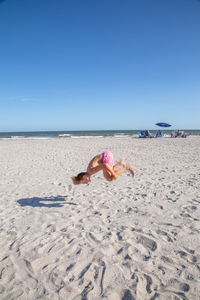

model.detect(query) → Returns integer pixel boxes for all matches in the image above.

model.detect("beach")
[0,136,200,300]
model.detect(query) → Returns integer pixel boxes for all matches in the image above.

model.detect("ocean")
[0,130,200,140]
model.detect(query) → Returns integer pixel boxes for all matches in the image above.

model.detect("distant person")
[72,151,134,184]
[171,131,177,138]
[156,130,162,137]
[181,131,188,138]
[145,130,152,138]
[177,130,182,137]
[182,131,188,138]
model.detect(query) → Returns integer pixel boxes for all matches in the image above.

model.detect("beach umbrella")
[155,122,171,127]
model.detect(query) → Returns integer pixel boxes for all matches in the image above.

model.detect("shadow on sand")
[17,196,77,208]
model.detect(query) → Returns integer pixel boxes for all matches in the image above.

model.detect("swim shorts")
[102,151,114,168]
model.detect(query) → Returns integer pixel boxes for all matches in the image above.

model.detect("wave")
[58,134,71,137]
[70,135,104,139]
[1,136,53,140]
[113,134,130,138]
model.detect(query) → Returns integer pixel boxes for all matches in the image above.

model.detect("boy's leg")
[115,165,134,177]
[113,160,125,171]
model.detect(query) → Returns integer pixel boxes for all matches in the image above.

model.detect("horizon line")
[0,128,199,133]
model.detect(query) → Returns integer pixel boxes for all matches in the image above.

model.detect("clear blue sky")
[0,0,200,131]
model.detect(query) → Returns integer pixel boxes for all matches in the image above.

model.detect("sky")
[0,0,200,131]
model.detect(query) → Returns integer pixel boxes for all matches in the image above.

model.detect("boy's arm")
[87,164,104,175]
[87,163,117,179]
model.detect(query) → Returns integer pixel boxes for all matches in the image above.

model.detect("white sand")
[0,136,200,300]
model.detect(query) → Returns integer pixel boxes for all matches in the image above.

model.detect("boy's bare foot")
[127,165,134,176]
[120,159,126,167]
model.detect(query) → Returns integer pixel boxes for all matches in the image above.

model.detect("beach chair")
[139,130,146,138]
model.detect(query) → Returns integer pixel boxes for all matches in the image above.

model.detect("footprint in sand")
[78,263,92,280]
[85,232,100,246]
[122,289,134,300]
[163,278,190,298]
[156,229,174,242]
[176,249,200,264]
[130,272,158,299]
[68,184,72,192]
[80,281,94,299]
[136,234,157,252]
[117,231,123,241]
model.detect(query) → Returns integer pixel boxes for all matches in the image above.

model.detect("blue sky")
[0,0,200,131]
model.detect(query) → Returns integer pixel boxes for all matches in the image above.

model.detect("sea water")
[0,130,200,140]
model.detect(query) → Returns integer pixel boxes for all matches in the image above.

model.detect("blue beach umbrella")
[155,122,171,128]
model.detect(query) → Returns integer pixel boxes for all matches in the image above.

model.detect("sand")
[0,136,200,300]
